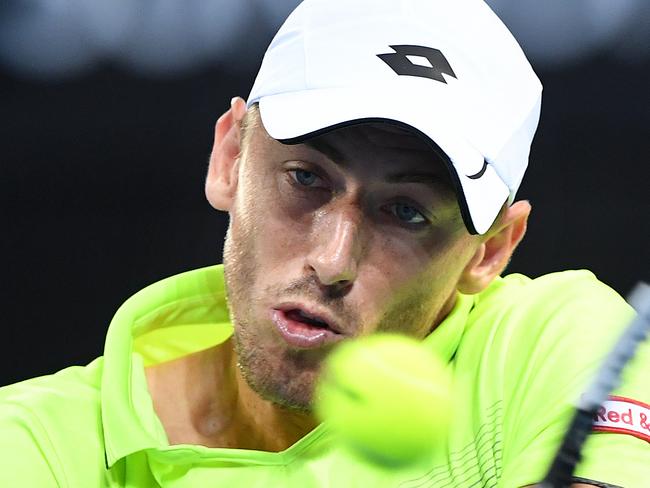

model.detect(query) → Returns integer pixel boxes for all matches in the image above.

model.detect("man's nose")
[306,207,364,288]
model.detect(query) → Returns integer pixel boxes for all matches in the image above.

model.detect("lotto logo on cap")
[377,45,457,84]
[247,0,542,234]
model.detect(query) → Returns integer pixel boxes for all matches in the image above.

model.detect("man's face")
[223,112,479,412]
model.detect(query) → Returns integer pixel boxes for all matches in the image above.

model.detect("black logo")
[377,45,456,84]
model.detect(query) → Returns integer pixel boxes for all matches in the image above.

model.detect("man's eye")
[291,169,320,187]
[389,203,427,225]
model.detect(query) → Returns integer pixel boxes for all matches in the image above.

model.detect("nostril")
[323,280,353,300]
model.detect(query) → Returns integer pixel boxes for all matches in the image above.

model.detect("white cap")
[247,0,542,234]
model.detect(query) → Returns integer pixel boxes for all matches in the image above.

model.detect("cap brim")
[256,84,508,234]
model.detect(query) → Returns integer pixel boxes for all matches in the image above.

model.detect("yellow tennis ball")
[315,333,452,467]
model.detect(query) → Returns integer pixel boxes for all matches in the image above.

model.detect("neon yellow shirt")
[0,266,648,487]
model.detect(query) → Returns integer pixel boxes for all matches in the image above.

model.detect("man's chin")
[240,363,316,413]
[235,344,319,413]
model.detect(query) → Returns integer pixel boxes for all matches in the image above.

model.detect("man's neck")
[145,338,319,452]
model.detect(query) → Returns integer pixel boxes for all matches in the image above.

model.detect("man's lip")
[270,309,346,350]
[273,302,346,335]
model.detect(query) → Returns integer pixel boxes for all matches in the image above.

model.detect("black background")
[1,55,648,386]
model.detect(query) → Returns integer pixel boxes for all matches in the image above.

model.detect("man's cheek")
[264,219,313,264]
[350,287,394,335]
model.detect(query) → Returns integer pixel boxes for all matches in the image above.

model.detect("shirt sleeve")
[572,336,650,487]
[0,402,62,487]
[495,273,650,487]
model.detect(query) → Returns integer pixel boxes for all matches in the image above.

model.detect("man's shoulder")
[481,268,624,304]
[472,269,632,333]
[0,357,104,413]
[0,358,107,485]
[460,269,634,380]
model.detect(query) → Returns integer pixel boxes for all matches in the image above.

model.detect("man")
[1,0,647,486]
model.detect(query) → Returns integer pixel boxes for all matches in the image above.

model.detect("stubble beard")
[223,225,317,413]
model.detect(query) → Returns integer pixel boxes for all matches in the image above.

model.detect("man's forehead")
[312,122,429,150]
[304,122,449,174]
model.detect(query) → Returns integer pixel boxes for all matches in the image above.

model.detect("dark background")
[2,48,649,385]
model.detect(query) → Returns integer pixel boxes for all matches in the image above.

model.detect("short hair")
[240,103,260,153]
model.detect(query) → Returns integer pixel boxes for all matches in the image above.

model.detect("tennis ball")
[315,333,452,468]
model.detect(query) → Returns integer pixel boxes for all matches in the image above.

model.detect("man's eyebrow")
[304,139,452,191]
[385,172,451,190]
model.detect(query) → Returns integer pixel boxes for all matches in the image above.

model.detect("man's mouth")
[286,309,333,330]
[270,306,345,349]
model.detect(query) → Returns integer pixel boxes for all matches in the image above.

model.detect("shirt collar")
[101,265,229,467]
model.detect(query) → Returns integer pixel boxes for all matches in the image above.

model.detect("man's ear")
[205,97,247,211]
[458,201,531,295]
